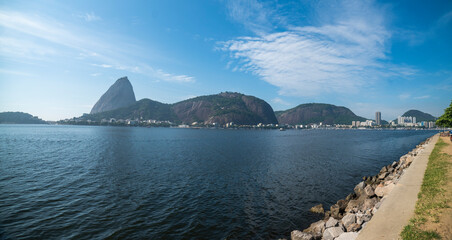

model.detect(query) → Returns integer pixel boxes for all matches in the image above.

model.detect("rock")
[291,230,313,240]
[378,172,389,180]
[345,199,360,213]
[356,212,372,225]
[375,183,395,197]
[374,199,383,209]
[364,185,375,197]
[346,223,361,232]
[323,227,344,240]
[330,204,341,219]
[345,193,357,201]
[336,232,359,240]
[303,220,325,235]
[336,199,348,213]
[360,197,378,212]
[324,210,331,219]
[405,156,413,164]
[354,182,366,196]
[326,217,339,228]
[90,77,137,114]
[341,213,356,229]
[310,204,324,214]
[380,166,388,173]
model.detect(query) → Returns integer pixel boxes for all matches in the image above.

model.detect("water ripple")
[0,125,437,239]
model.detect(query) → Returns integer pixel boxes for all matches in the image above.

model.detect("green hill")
[0,112,47,124]
[401,109,436,122]
[275,103,366,125]
[171,92,278,125]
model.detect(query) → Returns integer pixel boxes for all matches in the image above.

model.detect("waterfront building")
[397,116,416,126]
[375,112,381,125]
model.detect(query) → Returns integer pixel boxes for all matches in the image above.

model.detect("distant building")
[397,116,416,126]
[375,112,381,125]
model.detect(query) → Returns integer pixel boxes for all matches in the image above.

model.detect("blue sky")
[1,0,451,121]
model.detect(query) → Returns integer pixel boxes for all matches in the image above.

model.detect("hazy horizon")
[1,0,451,121]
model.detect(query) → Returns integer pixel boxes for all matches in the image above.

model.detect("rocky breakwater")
[290,136,433,240]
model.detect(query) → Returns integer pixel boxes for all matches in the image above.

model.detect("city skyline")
[1,0,451,121]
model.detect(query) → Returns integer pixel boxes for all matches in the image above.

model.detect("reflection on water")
[0,125,437,239]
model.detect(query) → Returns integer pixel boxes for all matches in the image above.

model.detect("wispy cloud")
[0,10,195,83]
[221,0,414,97]
[226,0,275,34]
[414,95,430,99]
[78,12,101,22]
[91,63,112,68]
[399,93,411,100]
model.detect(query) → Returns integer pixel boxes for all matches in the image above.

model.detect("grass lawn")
[401,138,450,240]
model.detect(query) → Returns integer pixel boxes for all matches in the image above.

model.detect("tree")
[436,100,452,127]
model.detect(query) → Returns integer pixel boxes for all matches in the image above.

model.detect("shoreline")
[290,134,438,240]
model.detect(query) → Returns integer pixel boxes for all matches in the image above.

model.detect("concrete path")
[356,134,439,240]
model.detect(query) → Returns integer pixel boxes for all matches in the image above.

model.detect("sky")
[1,0,451,121]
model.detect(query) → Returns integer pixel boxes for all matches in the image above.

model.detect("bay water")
[0,125,437,239]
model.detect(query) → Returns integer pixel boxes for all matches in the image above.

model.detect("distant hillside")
[81,91,278,125]
[0,112,47,124]
[85,99,177,122]
[172,92,278,125]
[401,109,436,122]
[90,77,136,114]
[276,103,366,125]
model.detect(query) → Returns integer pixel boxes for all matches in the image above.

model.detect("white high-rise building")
[397,116,416,126]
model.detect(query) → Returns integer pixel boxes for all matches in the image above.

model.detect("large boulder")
[364,185,375,197]
[346,223,361,232]
[354,182,366,197]
[326,217,339,228]
[375,183,395,197]
[323,227,344,240]
[335,232,359,240]
[341,213,356,229]
[310,204,324,214]
[291,230,313,240]
[360,197,378,212]
[303,220,325,235]
[356,212,372,225]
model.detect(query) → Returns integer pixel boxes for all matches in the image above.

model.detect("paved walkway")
[356,134,439,240]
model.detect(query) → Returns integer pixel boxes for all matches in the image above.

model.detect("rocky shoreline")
[290,136,434,240]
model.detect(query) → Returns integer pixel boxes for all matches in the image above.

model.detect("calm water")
[0,125,437,239]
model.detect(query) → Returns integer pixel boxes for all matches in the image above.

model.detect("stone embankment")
[290,136,434,240]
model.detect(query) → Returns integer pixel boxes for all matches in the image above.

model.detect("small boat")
[279,128,285,131]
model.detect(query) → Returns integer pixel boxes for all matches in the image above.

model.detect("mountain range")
[78,77,436,126]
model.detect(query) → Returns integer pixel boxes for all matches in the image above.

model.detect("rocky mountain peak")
[90,76,136,114]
